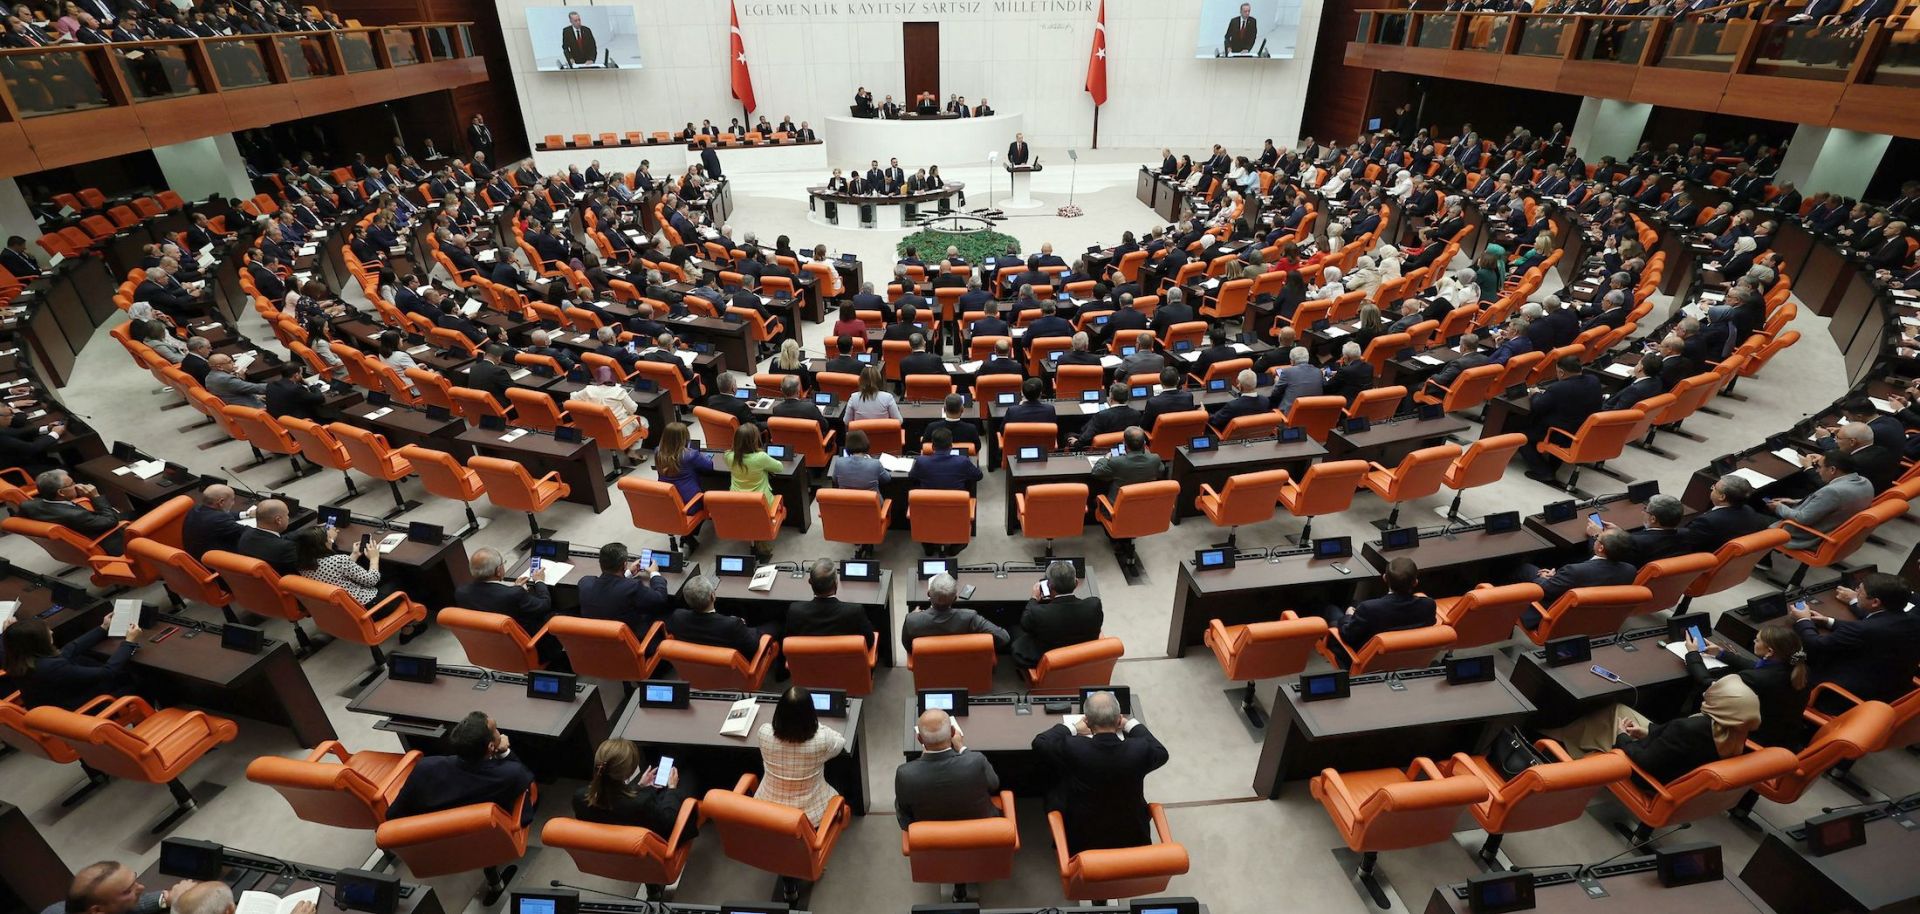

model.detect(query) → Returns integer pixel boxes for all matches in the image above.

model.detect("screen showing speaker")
[1195,0,1304,59]
[526,7,643,71]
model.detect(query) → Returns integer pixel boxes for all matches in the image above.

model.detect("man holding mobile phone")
[577,543,669,635]
[1012,562,1103,673]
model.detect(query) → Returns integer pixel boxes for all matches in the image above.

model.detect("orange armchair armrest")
[1315,768,1362,822]
[1543,426,1577,447]
[369,590,424,623]
[1148,802,1173,842]
[72,693,117,715]
[374,750,425,796]
[1776,519,1839,546]
[1047,810,1073,872]
[682,491,706,512]
[808,796,848,850]
[96,694,156,724]
[663,795,698,852]
[83,521,130,551]
[1803,681,1868,724]
[1532,739,1576,763]
[537,471,567,486]
[1408,756,1447,783]
[307,739,354,764]
[1196,483,1221,500]
[1615,754,1678,804]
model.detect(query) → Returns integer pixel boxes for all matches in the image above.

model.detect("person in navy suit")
[1793,572,1920,704]
[1140,367,1196,432]
[1518,529,1639,629]
[1005,378,1060,430]
[1,617,140,710]
[1676,476,1772,554]
[1206,369,1270,434]
[387,711,535,823]
[908,427,982,555]
[1604,354,1665,410]
[1522,355,1602,480]
[1322,558,1436,664]
[1023,301,1074,340]
[577,543,670,635]
[454,548,554,633]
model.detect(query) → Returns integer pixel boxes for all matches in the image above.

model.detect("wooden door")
[902,22,939,107]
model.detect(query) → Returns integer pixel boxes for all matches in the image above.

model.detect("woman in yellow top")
[724,424,782,561]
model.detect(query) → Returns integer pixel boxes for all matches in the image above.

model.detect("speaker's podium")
[1005,162,1042,208]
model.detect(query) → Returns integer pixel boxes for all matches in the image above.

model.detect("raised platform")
[530,139,828,177]
[823,113,1025,175]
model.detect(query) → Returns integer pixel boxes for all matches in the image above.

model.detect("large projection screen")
[1196,0,1305,60]
[527,6,643,71]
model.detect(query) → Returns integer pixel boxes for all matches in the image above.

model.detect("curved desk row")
[806,183,966,230]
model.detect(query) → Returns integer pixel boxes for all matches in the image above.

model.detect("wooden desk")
[347,666,609,780]
[1004,452,1107,535]
[1166,551,1362,657]
[1680,448,1802,512]
[659,311,754,374]
[456,426,611,513]
[0,801,71,913]
[1426,862,1774,914]
[612,690,869,814]
[1325,415,1474,464]
[898,694,1151,797]
[1508,627,1698,728]
[137,849,443,914]
[700,565,897,666]
[1479,392,1534,439]
[1524,494,1649,551]
[92,613,337,747]
[1254,668,1535,797]
[316,517,472,612]
[339,401,470,453]
[1172,437,1327,520]
[697,449,812,532]
[1739,799,1920,914]
[1359,527,1556,596]
[74,453,206,515]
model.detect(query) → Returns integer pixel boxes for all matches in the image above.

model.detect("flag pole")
[1093,106,1100,151]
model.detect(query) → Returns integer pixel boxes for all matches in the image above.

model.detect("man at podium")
[560,11,598,66]
[1008,133,1031,166]
[1223,2,1257,54]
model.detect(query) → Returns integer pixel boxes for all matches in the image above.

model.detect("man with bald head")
[205,354,267,408]
[45,865,188,914]
[1030,689,1169,854]
[895,708,1003,900]
[236,498,315,575]
[183,484,250,556]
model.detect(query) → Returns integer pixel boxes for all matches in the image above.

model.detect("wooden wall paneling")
[220,84,299,130]
[1834,83,1920,138]
[1629,67,1728,111]
[1495,55,1564,90]
[1555,60,1636,99]
[0,123,42,179]
[1303,0,1377,141]
[1717,74,1843,125]
[135,94,234,147]
[19,107,146,172]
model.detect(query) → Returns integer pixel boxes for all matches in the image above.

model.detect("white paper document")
[1662,640,1726,669]
[108,599,142,637]
[236,887,320,914]
[1724,467,1776,489]
[719,697,759,737]
[535,560,574,584]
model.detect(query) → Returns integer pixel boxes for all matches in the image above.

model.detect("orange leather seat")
[702,773,852,899]
[330,423,421,516]
[1607,747,1798,842]
[902,790,1019,894]
[783,634,878,696]
[245,741,422,831]
[769,416,837,469]
[26,698,238,833]
[998,422,1060,467]
[1346,385,1406,423]
[1745,700,1896,810]
[396,445,486,532]
[1629,552,1717,616]
[127,538,231,618]
[0,689,106,805]
[1776,498,1909,587]
[1048,803,1189,903]
[1278,459,1369,544]
[1205,611,1329,726]
[1055,365,1105,401]
[848,418,906,455]
[376,792,534,905]
[1017,483,1088,556]
[201,549,319,652]
[542,616,662,682]
[542,802,701,901]
[1283,395,1348,444]
[705,490,786,548]
[1220,409,1284,441]
[1311,757,1491,895]
[1536,409,1644,495]
[508,388,569,433]
[1024,636,1124,691]
[282,575,428,683]
[656,635,777,691]
[1436,583,1543,652]
[1321,623,1458,674]
[693,405,740,448]
[617,477,708,552]
[1146,410,1209,461]
[1097,479,1179,546]
[908,490,975,551]
[816,488,890,553]
[468,455,571,542]
[909,633,997,692]
[0,515,142,589]
[1526,585,1652,645]
[1440,432,1528,522]
[1195,467,1289,547]
[437,607,545,673]
[1361,444,1461,530]
[1446,740,1630,862]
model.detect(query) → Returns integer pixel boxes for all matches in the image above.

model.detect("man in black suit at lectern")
[1223,2,1258,54]
[1008,134,1031,166]
[560,11,597,65]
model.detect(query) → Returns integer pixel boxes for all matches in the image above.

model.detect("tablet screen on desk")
[808,687,848,718]
[997,392,1017,405]
[1445,655,1496,685]
[1627,480,1660,504]
[841,559,878,582]
[1343,416,1370,434]
[918,558,953,579]
[1464,871,1534,913]
[1130,899,1200,914]
[1194,547,1233,570]
[1081,389,1102,403]
[1541,499,1576,523]
[1207,378,1228,392]
[917,688,966,715]
[1483,511,1520,534]
[716,554,756,576]
[1017,446,1043,464]
[1189,435,1216,452]
[1381,526,1418,550]
[1666,611,1710,645]
[388,653,437,683]
[333,870,399,914]
[1418,402,1444,421]
[158,837,225,880]
[526,670,575,701]
[531,539,568,561]
[318,504,351,529]
[407,521,443,543]
[1298,671,1349,702]
[814,392,835,405]
[1131,385,1151,399]
[1313,536,1353,559]
[765,444,789,459]
[511,891,577,914]
[1279,426,1306,443]
[638,679,690,708]
[1543,636,1591,667]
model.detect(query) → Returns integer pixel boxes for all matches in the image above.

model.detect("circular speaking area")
[1,2,1919,914]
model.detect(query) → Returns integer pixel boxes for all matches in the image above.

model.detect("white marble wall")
[495,0,1323,162]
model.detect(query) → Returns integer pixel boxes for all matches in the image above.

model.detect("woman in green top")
[724,423,782,561]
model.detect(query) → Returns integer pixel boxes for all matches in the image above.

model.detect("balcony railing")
[1346,9,1918,132]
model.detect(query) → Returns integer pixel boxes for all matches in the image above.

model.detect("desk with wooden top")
[1003,451,1118,535]
[0,801,70,914]
[1255,667,1535,797]
[696,562,897,666]
[94,611,337,747]
[899,693,1152,797]
[138,847,444,914]
[74,453,206,515]
[1358,526,1557,596]
[339,400,471,453]
[1172,437,1327,520]
[456,425,611,513]
[505,547,694,617]
[347,665,609,779]
[1166,548,1364,657]
[1524,493,1655,551]
[1509,626,1703,728]
[1426,860,1774,914]
[1739,796,1920,914]
[612,689,869,814]
[1681,447,1804,513]
[1325,414,1474,464]
[314,512,473,612]
[695,448,812,531]
[902,564,1103,637]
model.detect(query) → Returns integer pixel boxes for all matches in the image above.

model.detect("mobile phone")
[959,584,976,600]
[1688,626,1707,650]
[530,556,543,574]
[1038,579,1051,599]
[637,548,652,569]
[1589,664,1621,683]
[359,533,371,550]
[150,625,180,643]
[1587,512,1604,527]
[653,756,675,787]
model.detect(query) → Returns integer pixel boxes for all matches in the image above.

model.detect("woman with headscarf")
[1720,234,1760,278]
[1321,167,1351,199]
[1387,168,1414,200]
[1374,245,1405,280]
[1548,675,1762,785]
[1346,255,1384,297]
[1311,265,1345,300]
[1684,622,1809,750]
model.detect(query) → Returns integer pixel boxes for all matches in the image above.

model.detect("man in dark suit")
[0,236,41,280]
[977,338,1025,377]
[180,338,213,384]
[15,469,125,555]
[1519,529,1639,629]
[577,543,670,635]
[908,428,983,493]
[234,498,304,574]
[467,115,493,160]
[1207,369,1269,434]
[823,336,866,376]
[1024,301,1074,340]
[666,574,774,655]
[1794,573,1920,704]
[559,11,598,65]
[1150,286,1195,336]
[1586,493,1690,564]
[899,333,947,380]
[182,485,247,558]
[1007,133,1031,166]
[1676,476,1771,554]
[1005,378,1059,427]
[920,394,983,453]
[464,344,515,407]
[454,547,554,632]
[1323,558,1437,664]
[897,709,1003,853]
[264,363,326,421]
[1604,353,1665,411]
[769,375,828,433]
[1189,325,1242,383]
[784,559,876,648]
[386,711,535,823]
[1012,562,1104,670]
[1140,367,1196,432]
[1030,690,1169,854]
[1522,355,1602,481]
[701,371,756,428]
[1069,384,1142,450]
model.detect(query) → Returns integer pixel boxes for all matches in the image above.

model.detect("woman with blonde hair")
[768,338,813,390]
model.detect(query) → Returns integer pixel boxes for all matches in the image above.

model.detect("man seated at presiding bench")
[387,711,536,824]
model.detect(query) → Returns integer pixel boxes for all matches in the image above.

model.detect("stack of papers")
[113,459,167,480]
[500,429,530,442]
[534,560,574,584]
[365,407,393,420]
[1724,466,1776,489]
[879,454,916,473]
[1079,402,1103,414]
[1869,397,1897,414]
[1662,641,1727,669]
[675,351,698,367]
[1416,354,1447,367]
[236,887,321,914]
[1322,326,1350,338]
[1099,355,1123,369]
[957,360,984,373]
[1603,362,1635,377]
[0,600,20,630]
[1772,447,1807,466]
[108,599,141,637]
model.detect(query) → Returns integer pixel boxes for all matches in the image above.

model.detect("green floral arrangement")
[897,229,1021,266]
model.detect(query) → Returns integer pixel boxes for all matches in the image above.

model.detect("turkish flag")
[1085,0,1108,107]
[730,0,756,113]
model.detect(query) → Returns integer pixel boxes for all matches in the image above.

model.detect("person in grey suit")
[1768,451,1874,551]
[18,469,126,555]
[1267,346,1324,413]
[1422,333,1491,396]
[895,707,1002,826]
[828,428,892,495]
[901,573,1009,653]
[205,353,267,407]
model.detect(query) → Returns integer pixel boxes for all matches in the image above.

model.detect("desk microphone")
[1574,822,1690,897]
[545,880,675,912]
[220,465,268,501]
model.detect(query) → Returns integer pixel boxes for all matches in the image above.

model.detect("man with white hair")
[1208,368,1269,433]
[901,573,1009,653]
[455,547,554,632]
[1030,689,1169,854]
[1268,346,1324,413]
